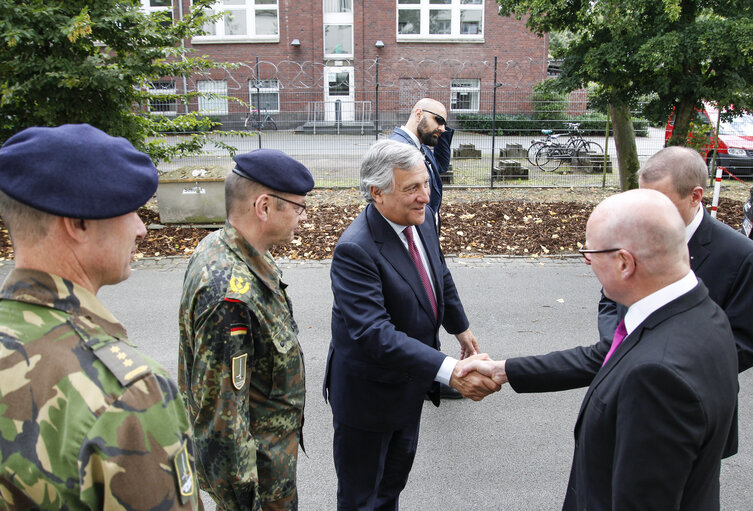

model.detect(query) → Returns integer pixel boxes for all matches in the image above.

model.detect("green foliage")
[0,0,234,164]
[496,0,753,145]
[531,79,568,121]
[456,112,650,137]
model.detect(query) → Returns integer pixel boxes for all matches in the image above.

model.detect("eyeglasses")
[421,109,447,127]
[578,247,621,262]
[255,193,307,215]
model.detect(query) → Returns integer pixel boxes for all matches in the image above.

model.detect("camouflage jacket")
[0,269,201,511]
[178,223,305,511]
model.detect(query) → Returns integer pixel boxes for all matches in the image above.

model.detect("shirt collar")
[685,206,704,243]
[0,268,127,338]
[400,125,421,148]
[624,270,698,335]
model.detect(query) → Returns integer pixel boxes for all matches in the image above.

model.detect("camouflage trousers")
[257,427,299,511]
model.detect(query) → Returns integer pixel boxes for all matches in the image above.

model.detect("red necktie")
[602,319,627,366]
[403,227,438,318]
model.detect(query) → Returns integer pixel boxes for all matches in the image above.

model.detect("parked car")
[665,102,753,177]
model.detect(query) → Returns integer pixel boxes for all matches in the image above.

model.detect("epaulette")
[68,317,152,387]
[92,340,152,387]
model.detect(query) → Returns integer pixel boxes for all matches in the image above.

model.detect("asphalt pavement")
[1,256,751,510]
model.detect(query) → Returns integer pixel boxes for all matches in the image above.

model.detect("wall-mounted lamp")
[290,39,301,47]
[375,40,385,49]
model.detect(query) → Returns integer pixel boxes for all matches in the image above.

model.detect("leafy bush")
[456,111,650,137]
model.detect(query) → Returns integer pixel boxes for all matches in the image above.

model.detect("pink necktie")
[602,319,627,366]
[403,227,438,318]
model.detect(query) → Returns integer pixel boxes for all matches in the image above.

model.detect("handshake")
[449,354,507,401]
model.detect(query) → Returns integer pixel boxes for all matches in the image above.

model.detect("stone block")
[453,143,481,159]
[572,154,612,174]
[493,159,529,180]
[499,143,527,159]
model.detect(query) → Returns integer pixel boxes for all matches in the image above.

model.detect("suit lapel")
[688,211,712,272]
[573,283,708,435]
[366,204,438,322]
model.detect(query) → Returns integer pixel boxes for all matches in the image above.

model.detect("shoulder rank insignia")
[229,276,250,295]
[172,441,196,504]
[93,340,152,386]
[232,352,248,390]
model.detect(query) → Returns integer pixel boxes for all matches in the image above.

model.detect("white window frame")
[323,0,353,59]
[450,78,480,112]
[147,80,178,116]
[198,80,229,115]
[248,79,280,113]
[141,0,172,16]
[193,0,280,44]
[396,0,484,43]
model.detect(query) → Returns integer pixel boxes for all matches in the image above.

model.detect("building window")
[148,80,177,115]
[194,0,279,43]
[397,0,483,42]
[450,79,480,112]
[141,0,172,15]
[198,80,228,115]
[249,79,280,112]
[323,0,353,58]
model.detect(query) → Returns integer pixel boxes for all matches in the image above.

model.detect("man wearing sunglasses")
[178,149,314,511]
[390,98,453,222]
[391,98,461,400]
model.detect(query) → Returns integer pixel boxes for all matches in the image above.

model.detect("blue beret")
[0,124,158,219]
[233,149,314,195]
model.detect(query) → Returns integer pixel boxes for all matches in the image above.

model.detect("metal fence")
[156,65,665,188]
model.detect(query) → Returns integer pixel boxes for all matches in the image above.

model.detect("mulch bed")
[2,196,742,261]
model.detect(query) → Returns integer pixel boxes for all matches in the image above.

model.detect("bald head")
[638,146,707,196]
[586,189,689,303]
[412,98,445,117]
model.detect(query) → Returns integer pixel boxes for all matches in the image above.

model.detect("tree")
[498,0,753,189]
[0,0,243,163]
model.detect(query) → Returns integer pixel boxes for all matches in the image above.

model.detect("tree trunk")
[667,95,697,147]
[609,103,639,190]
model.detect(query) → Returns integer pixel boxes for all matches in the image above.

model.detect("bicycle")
[534,122,603,171]
[244,109,277,131]
[526,129,565,166]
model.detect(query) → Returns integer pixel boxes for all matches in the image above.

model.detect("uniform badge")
[232,353,248,390]
[93,341,151,387]
[229,276,250,294]
[172,442,195,504]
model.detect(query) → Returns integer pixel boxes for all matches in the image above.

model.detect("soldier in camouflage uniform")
[0,124,201,510]
[178,149,314,511]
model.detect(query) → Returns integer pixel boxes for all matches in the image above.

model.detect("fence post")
[375,56,380,140]
[602,114,610,188]
[490,56,498,188]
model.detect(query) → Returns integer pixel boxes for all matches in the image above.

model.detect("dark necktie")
[602,319,627,366]
[403,227,438,318]
[419,145,434,173]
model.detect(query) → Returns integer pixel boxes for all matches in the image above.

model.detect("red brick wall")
[175,0,548,116]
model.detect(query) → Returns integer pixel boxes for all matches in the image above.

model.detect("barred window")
[249,79,280,112]
[198,80,228,115]
[450,79,480,112]
[147,80,177,115]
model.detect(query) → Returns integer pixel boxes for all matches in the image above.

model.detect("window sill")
[192,36,280,45]
[396,36,484,44]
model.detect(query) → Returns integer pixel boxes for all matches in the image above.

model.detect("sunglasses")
[421,109,447,127]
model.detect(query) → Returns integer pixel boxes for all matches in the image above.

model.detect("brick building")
[145,0,548,129]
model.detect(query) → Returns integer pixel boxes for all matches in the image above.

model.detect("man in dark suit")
[599,146,753,372]
[389,98,453,217]
[391,98,460,399]
[323,139,499,510]
[459,189,738,510]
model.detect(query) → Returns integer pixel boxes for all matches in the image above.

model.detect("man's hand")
[456,328,480,359]
[456,358,508,386]
[449,354,502,401]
